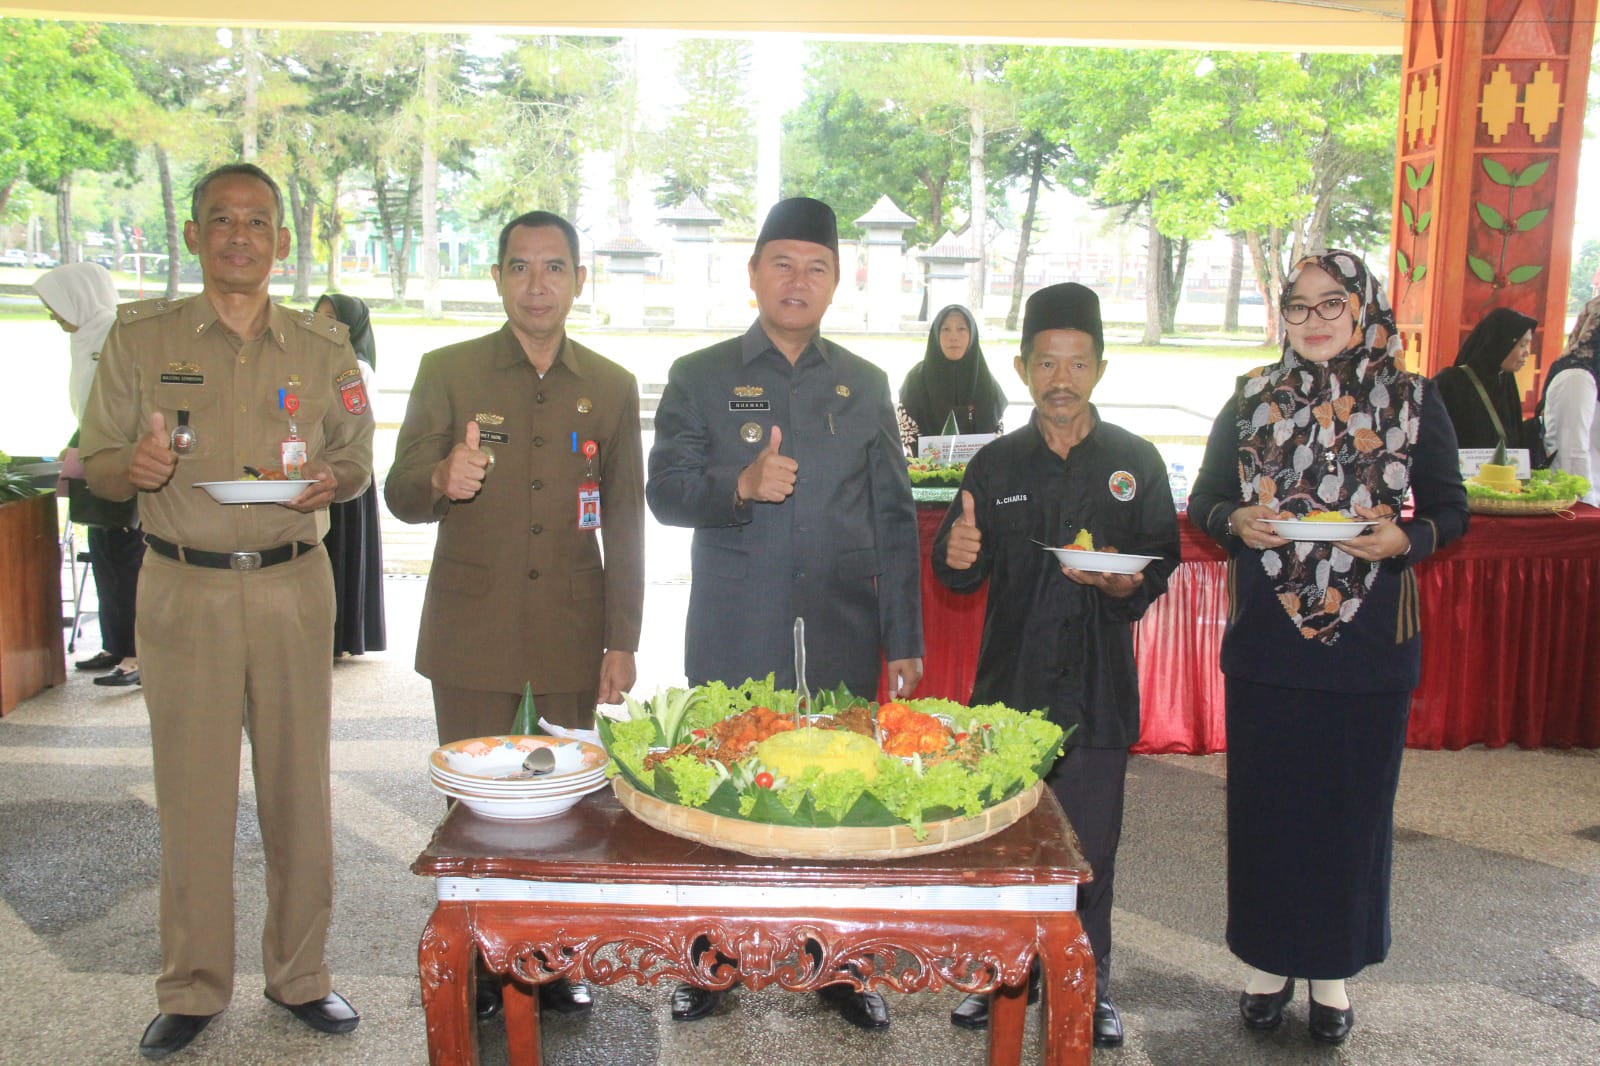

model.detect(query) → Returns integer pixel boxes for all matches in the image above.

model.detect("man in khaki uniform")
[386,210,645,1017]
[79,163,373,1060]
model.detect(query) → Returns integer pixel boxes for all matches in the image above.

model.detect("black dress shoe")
[1093,996,1124,1048]
[1239,978,1295,1030]
[77,651,119,671]
[93,666,140,686]
[818,984,890,1031]
[949,970,1042,1030]
[139,1012,216,1059]
[476,982,502,1020]
[264,990,360,1034]
[1308,995,1354,1044]
[670,984,722,1021]
[538,978,593,1015]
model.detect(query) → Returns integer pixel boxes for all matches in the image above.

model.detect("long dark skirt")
[1225,677,1409,980]
[324,483,386,656]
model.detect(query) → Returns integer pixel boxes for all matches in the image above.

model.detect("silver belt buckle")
[230,551,263,572]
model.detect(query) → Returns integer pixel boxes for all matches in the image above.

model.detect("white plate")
[1042,547,1159,574]
[431,777,608,820]
[195,480,306,504]
[428,765,607,795]
[430,735,608,784]
[1262,517,1375,542]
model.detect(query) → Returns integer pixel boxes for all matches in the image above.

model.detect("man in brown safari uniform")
[387,209,645,1018]
[79,163,373,1059]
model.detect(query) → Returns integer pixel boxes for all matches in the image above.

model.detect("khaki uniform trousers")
[138,546,336,1015]
[430,683,598,745]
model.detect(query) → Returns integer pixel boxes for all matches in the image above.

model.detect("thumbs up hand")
[431,420,493,501]
[944,489,983,570]
[129,410,178,491]
[736,423,799,504]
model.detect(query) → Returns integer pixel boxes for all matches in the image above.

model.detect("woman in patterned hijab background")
[1187,250,1469,1045]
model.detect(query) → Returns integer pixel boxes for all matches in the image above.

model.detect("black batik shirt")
[933,410,1181,748]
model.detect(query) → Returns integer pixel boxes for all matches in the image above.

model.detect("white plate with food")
[1042,547,1160,574]
[1261,516,1376,542]
[196,479,306,505]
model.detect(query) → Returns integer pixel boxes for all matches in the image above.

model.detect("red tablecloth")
[907,501,1600,752]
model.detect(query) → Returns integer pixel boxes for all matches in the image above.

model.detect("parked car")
[0,249,28,268]
[30,252,58,268]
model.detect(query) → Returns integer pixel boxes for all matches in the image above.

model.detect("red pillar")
[1391,0,1596,402]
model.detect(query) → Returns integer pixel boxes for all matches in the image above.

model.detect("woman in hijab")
[1541,294,1600,505]
[1188,251,1468,1045]
[314,293,386,657]
[898,305,1006,453]
[34,262,146,687]
[1433,307,1537,449]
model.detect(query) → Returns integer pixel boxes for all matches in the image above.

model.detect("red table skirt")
[904,501,1600,753]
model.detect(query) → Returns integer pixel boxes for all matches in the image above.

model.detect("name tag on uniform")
[159,373,204,385]
[729,400,771,412]
[478,429,510,446]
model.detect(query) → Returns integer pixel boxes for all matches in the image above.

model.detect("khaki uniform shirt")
[79,295,374,548]
[386,326,645,694]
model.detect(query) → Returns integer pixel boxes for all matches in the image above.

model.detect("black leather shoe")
[139,1013,216,1059]
[1239,978,1295,1030]
[818,984,890,1031]
[476,982,501,1020]
[1093,996,1124,1048]
[949,970,1041,1030]
[1308,995,1354,1044]
[670,984,722,1021]
[264,990,360,1034]
[77,651,118,671]
[94,666,140,686]
[538,978,593,1015]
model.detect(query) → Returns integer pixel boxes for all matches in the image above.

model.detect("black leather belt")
[145,535,316,572]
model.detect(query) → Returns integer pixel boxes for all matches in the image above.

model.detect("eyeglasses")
[1282,295,1353,325]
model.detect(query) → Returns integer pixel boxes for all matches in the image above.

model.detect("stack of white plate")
[428,735,610,820]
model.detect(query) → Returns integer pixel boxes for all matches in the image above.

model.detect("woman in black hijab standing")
[899,305,1006,453]
[315,293,387,657]
[1433,307,1537,450]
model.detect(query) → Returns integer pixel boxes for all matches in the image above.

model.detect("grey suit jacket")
[647,322,923,696]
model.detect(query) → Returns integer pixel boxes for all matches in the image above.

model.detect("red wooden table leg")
[986,980,1029,1066]
[1039,915,1094,1066]
[418,903,478,1065]
[501,976,540,1066]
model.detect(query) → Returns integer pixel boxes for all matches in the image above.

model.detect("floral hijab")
[1235,249,1424,644]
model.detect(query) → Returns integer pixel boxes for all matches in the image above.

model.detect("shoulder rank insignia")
[118,296,183,325]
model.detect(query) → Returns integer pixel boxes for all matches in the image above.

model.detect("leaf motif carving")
[1514,160,1550,187]
[1467,255,1495,283]
[1482,157,1513,185]
[1515,208,1549,232]
[1476,202,1505,229]
[1507,264,1543,284]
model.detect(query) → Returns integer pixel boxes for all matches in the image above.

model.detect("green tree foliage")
[784,42,968,246]
[0,20,139,236]
[1572,237,1600,310]
[648,39,756,226]
[470,35,627,225]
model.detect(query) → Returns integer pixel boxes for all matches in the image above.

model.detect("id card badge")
[577,482,601,530]
[576,438,601,529]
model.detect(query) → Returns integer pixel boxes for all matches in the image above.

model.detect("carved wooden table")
[413,788,1094,1065]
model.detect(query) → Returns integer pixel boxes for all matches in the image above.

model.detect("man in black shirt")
[933,283,1180,1048]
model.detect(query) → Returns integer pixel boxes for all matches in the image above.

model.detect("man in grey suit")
[647,196,924,1029]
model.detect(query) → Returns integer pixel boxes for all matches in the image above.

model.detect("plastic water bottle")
[1168,463,1189,512]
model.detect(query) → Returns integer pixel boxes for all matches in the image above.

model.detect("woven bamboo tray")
[613,776,1043,860]
[1467,495,1577,516]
